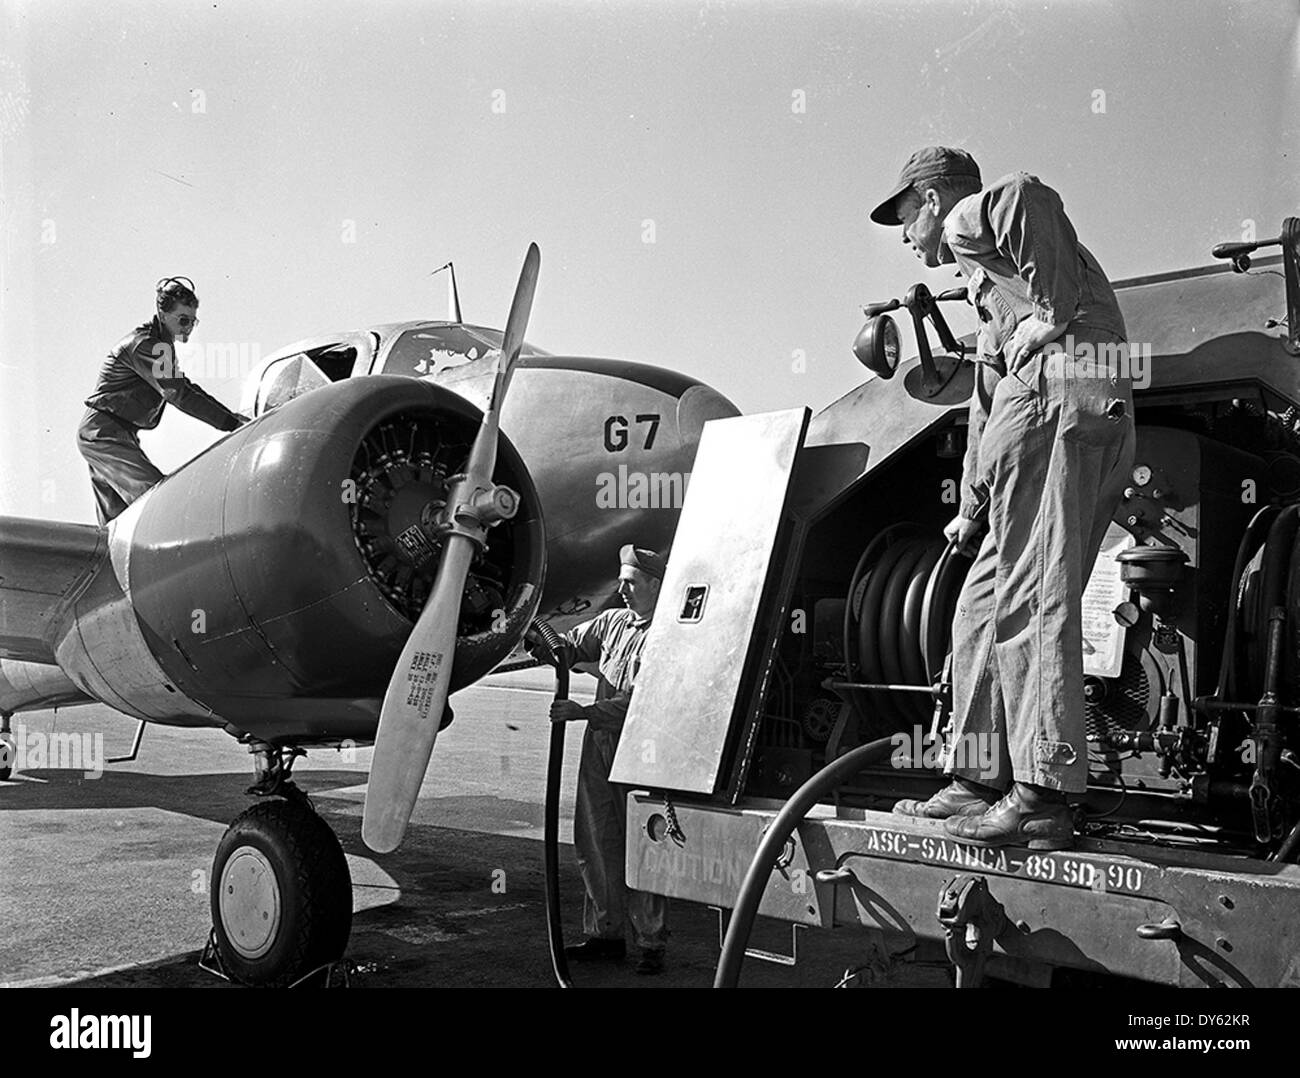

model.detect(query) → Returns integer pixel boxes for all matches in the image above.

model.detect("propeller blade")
[490,241,540,416]
[362,537,473,853]
[362,244,541,854]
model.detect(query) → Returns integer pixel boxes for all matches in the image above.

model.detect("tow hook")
[936,875,1009,988]
[1135,917,1183,941]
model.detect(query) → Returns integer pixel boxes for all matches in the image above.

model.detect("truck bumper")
[626,793,1300,987]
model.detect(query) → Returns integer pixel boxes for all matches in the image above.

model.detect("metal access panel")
[610,408,809,793]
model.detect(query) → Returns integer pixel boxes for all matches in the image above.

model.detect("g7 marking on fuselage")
[603,414,661,452]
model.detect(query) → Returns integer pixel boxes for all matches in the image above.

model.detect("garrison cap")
[619,544,666,580]
[869,146,982,225]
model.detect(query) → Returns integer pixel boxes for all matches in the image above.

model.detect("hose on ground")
[713,735,897,988]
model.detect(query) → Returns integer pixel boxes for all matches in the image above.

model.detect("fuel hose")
[716,517,983,984]
[527,620,574,989]
[713,735,896,987]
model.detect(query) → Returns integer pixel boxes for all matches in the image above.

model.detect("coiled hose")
[713,735,897,988]
[716,508,987,984]
[842,526,972,734]
[527,620,574,989]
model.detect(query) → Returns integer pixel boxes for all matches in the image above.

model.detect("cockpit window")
[310,344,358,382]
[254,337,368,414]
[382,324,546,378]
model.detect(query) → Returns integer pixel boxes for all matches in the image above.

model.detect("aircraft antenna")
[431,262,464,323]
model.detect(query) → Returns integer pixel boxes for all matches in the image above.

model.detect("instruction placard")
[1081,522,1133,678]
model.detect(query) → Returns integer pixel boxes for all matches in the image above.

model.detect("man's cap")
[619,544,666,580]
[869,146,981,225]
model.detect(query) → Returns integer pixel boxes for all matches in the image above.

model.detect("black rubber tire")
[0,733,15,781]
[210,798,352,987]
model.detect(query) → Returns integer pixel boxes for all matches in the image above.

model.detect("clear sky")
[2,0,1297,522]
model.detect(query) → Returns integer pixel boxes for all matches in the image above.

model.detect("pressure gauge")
[853,314,902,380]
[1131,465,1153,487]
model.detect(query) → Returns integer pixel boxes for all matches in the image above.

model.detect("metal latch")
[936,875,1009,988]
[709,906,807,967]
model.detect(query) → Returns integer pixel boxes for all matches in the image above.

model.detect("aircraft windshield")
[382,324,547,378]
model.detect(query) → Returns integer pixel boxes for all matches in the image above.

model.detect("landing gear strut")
[205,741,353,986]
[246,739,306,798]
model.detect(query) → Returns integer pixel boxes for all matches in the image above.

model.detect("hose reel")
[843,524,973,736]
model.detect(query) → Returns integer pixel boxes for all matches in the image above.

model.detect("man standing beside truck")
[545,544,670,973]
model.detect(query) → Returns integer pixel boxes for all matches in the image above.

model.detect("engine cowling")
[55,377,545,745]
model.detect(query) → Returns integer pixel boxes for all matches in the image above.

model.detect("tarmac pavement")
[0,669,948,989]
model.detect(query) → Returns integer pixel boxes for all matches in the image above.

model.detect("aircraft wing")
[0,516,105,664]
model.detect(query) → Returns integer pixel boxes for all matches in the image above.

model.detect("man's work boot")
[893,777,1001,819]
[564,938,626,962]
[943,782,1074,850]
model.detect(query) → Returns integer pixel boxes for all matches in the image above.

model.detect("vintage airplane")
[0,245,738,985]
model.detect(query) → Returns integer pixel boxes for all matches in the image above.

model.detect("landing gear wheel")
[210,798,352,986]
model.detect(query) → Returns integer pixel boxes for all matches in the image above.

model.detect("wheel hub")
[218,848,282,959]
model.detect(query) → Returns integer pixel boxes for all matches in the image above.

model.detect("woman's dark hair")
[156,276,199,313]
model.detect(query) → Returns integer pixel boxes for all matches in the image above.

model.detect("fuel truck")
[608,220,1300,988]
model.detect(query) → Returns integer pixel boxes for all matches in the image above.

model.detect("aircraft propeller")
[362,243,541,853]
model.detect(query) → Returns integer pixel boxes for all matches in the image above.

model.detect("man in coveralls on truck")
[871,147,1135,850]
